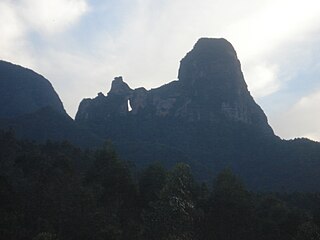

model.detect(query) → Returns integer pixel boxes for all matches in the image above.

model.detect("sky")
[1,0,320,141]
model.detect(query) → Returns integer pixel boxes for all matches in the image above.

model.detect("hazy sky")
[1,0,320,141]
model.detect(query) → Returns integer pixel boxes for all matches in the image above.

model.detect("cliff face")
[75,38,276,182]
[76,38,273,136]
[0,61,66,118]
[178,38,272,134]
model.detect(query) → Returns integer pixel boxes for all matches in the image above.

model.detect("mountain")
[2,39,320,191]
[177,38,273,136]
[75,38,320,191]
[0,61,65,118]
[75,38,277,185]
[76,38,273,136]
[0,60,102,147]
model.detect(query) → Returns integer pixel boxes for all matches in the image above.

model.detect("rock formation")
[75,38,277,184]
[77,38,273,135]
[0,60,66,118]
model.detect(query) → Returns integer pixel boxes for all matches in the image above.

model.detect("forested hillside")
[1,130,320,240]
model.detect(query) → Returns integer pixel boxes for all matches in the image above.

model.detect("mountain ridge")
[74,38,281,188]
[2,38,320,191]
[76,38,274,137]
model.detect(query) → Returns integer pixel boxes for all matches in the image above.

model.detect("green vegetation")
[1,130,320,240]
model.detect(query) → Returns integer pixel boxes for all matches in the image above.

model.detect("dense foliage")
[1,131,320,240]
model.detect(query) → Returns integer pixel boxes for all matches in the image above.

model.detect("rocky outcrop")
[76,38,273,136]
[109,76,132,96]
[0,60,66,118]
[176,38,272,134]
[75,38,277,182]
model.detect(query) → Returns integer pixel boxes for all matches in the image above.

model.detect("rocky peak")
[182,38,237,63]
[173,38,274,134]
[109,76,132,96]
[178,38,247,97]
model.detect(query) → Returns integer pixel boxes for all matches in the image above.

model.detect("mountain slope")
[0,61,102,147]
[0,60,65,118]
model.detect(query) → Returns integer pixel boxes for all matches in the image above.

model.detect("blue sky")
[1,0,320,140]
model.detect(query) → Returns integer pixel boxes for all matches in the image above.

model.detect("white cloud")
[17,0,88,35]
[0,0,88,67]
[225,0,320,59]
[35,50,110,117]
[0,0,89,115]
[271,90,320,141]
[243,64,280,98]
[0,2,27,61]
[0,2,23,44]
[221,0,320,100]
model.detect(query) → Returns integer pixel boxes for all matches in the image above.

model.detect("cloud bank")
[272,90,320,140]
[0,0,87,61]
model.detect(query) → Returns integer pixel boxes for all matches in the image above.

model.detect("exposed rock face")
[109,76,132,96]
[178,38,272,133]
[76,38,273,136]
[75,38,276,183]
[0,61,66,118]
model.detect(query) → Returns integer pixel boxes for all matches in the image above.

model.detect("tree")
[143,163,196,240]
[294,222,320,240]
[33,232,58,240]
[85,143,140,240]
[205,168,255,240]
[139,162,167,208]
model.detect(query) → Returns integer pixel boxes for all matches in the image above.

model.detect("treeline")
[1,131,320,240]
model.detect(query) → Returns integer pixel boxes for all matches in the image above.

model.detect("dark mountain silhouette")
[75,39,274,184]
[0,60,102,147]
[0,61,65,118]
[1,39,320,191]
[75,38,320,191]
[76,38,273,137]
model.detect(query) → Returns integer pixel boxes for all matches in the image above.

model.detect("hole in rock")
[127,99,132,112]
